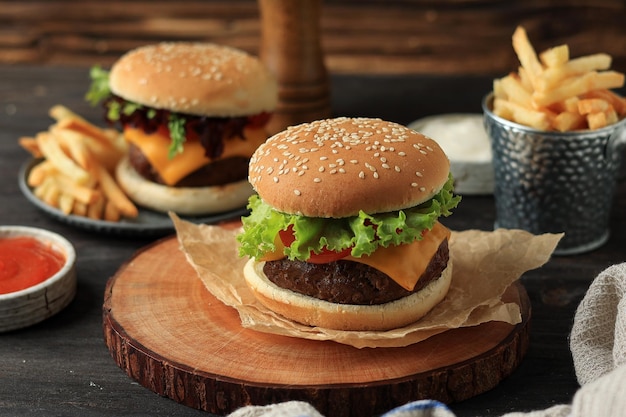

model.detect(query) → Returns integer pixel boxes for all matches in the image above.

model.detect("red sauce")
[0,236,65,294]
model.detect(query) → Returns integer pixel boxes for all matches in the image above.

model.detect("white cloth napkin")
[228,263,626,417]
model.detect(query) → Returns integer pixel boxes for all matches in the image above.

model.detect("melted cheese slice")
[260,221,451,291]
[345,222,450,291]
[124,126,268,186]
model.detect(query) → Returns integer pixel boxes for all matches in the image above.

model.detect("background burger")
[237,117,461,331]
[86,42,278,216]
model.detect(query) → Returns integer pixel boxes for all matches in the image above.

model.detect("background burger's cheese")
[124,125,269,186]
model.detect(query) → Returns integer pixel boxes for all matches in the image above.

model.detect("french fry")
[583,89,626,115]
[553,112,586,132]
[536,53,612,92]
[540,44,569,68]
[93,162,138,218]
[72,201,88,217]
[49,104,88,123]
[36,132,91,185]
[18,137,42,158]
[27,160,55,187]
[42,181,61,207]
[533,71,625,107]
[58,193,75,215]
[494,98,551,130]
[577,98,610,115]
[587,111,608,130]
[51,127,91,170]
[512,26,544,90]
[104,200,121,222]
[51,172,100,205]
[500,73,533,107]
[56,117,122,151]
[86,197,105,220]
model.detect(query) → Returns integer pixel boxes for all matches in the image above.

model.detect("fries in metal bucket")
[493,26,626,131]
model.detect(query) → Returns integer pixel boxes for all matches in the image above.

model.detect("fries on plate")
[19,105,137,221]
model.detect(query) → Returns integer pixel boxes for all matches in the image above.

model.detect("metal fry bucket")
[482,93,626,255]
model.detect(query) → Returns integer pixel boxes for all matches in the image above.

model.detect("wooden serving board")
[103,234,531,417]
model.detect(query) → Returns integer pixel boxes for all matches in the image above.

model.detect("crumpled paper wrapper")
[170,214,562,349]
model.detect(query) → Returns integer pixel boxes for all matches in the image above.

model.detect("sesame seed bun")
[243,258,453,331]
[109,42,278,117]
[248,117,451,218]
[115,156,254,216]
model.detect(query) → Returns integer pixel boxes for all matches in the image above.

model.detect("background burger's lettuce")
[85,66,187,158]
[238,174,460,261]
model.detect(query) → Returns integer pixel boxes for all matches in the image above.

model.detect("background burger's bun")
[248,117,451,218]
[115,156,254,215]
[243,259,452,331]
[109,42,278,117]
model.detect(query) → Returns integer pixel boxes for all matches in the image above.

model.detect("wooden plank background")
[0,0,625,76]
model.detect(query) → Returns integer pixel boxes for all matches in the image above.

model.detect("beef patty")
[262,239,449,305]
[128,143,249,187]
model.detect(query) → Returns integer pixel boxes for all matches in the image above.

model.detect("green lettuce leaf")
[237,174,461,261]
[85,65,111,106]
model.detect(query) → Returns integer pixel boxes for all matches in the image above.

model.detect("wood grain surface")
[1,1,625,75]
[103,234,531,416]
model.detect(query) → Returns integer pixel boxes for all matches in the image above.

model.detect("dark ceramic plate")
[19,159,248,238]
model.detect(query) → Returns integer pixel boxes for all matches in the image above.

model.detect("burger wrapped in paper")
[86,42,278,215]
[237,117,461,331]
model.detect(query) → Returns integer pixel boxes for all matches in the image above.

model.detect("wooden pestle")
[258,0,332,135]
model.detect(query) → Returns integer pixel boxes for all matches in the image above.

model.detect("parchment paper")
[171,214,562,348]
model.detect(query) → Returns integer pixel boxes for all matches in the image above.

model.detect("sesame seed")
[319,166,325,172]
[395,166,401,172]
[373,172,379,179]
[273,177,279,183]
[294,189,301,196]
[416,171,423,177]
[398,151,406,156]
[420,150,428,155]
[359,171,365,179]
[420,187,426,191]
[314,177,322,183]
[411,182,418,187]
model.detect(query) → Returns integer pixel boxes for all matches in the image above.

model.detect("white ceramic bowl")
[0,226,77,332]
[408,113,494,195]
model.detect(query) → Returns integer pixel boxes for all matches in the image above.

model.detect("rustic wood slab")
[102,234,531,417]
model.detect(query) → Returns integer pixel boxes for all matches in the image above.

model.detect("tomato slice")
[278,225,351,264]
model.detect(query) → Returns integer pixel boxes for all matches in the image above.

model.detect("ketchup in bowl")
[0,236,65,294]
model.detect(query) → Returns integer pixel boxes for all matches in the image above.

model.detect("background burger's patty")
[128,143,249,187]
[263,239,449,305]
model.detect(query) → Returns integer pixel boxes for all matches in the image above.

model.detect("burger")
[86,42,278,215]
[237,117,461,331]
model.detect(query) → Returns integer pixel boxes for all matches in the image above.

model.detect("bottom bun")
[115,156,254,216]
[243,258,453,331]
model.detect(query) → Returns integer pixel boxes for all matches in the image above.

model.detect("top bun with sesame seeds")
[88,42,278,216]
[109,42,277,117]
[248,117,452,218]
[237,117,461,331]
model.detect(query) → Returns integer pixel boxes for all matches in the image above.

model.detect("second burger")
[87,42,278,216]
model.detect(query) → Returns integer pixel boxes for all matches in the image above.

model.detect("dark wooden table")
[1,65,624,417]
